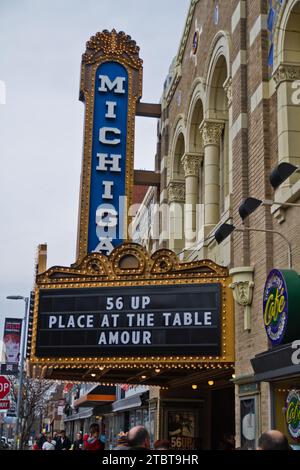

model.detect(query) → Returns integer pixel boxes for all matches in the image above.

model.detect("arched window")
[202,53,230,227]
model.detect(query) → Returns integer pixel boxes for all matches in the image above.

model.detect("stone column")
[223,77,233,198]
[181,153,203,248]
[200,120,224,233]
[167,181,185,252]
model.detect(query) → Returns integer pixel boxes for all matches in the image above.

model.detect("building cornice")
[165,0,199,105]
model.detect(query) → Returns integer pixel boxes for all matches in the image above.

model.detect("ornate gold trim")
[77,30,143,261]
[29,243,234,376]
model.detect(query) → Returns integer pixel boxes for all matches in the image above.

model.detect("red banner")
[2,318,22,364]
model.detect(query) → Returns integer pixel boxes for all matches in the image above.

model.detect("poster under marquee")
[167,410,198,450]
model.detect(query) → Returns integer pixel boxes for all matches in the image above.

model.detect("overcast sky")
[0,0,190,345]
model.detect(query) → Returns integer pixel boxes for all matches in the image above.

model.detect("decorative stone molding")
[223,76,233,107]
[199,120,224,147]
[273,63,300,88]
[181,154,203,177]
[177,0,199,66]
[229,267,255,331]
[168,181,185,203]
[273,206,286,225]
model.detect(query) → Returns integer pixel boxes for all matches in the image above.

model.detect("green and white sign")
[286,390,300,439]
[263,269,300,346]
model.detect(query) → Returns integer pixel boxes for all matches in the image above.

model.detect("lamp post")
[6,295,29,450]
[214,223,292,268]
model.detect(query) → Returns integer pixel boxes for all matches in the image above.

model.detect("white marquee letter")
[102,181,114,200]
[105,101,117,119]
[96,153,121,172]
[98,75,126,94]
[49,316,57,328]
[94,238,114,255]
[99,127,121,145]
[96,208,118,227]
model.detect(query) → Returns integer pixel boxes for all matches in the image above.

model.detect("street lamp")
[270,162,299,189]
[214,223,235,244]
[6,295,29,450]
[238,196,300,221]
[214,223,292,268]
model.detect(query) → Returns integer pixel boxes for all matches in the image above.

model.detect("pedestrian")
[42,435,56,450]
[257,430,290,450]
[127,426,150,450]
[72,432,84,450]
[114,431,129,450]
[154,439,171,450]
[32,437,40,450]
[55,430,72,450]
[84,423,104,451]
[37,431,47,449]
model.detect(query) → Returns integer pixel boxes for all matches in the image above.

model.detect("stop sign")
[0,376,10,400]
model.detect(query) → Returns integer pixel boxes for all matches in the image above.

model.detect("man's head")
[60,430,66,437]
[76,432,82,440]
[257,430,290,450]
[47,435,52,442]
[128,426,150,449]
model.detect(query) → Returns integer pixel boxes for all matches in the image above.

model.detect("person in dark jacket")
[73,432,84,450]
[55,430,72,450]
[37,432,47,450]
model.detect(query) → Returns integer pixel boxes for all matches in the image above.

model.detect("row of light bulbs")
[192,374,236,389]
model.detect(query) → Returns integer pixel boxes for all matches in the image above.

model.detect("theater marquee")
[37,284,221,357]
[77,30,143,258]
[27,31,234,385]
[29,244,234,384]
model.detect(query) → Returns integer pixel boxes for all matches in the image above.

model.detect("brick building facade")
[133,0,300,448]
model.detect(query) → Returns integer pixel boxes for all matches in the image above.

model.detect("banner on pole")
[2,318,22,364]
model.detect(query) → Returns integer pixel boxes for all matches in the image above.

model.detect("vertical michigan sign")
[77,30,143,258]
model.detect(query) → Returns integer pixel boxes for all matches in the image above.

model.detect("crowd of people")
[32,425,105,451]
[32,425,293,451]
[32,425,170,451]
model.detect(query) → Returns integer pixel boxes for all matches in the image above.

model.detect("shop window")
[272,381,300,449]
[240,396,259,450]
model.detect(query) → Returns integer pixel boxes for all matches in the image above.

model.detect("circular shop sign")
[263,269,288,346]
[286,390,300,439]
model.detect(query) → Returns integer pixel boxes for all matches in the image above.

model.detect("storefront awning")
[73,393,116,408]
[73,385,115,408]
[250,342,300,382]
[102,391,149,414]
[64,408,94,422]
